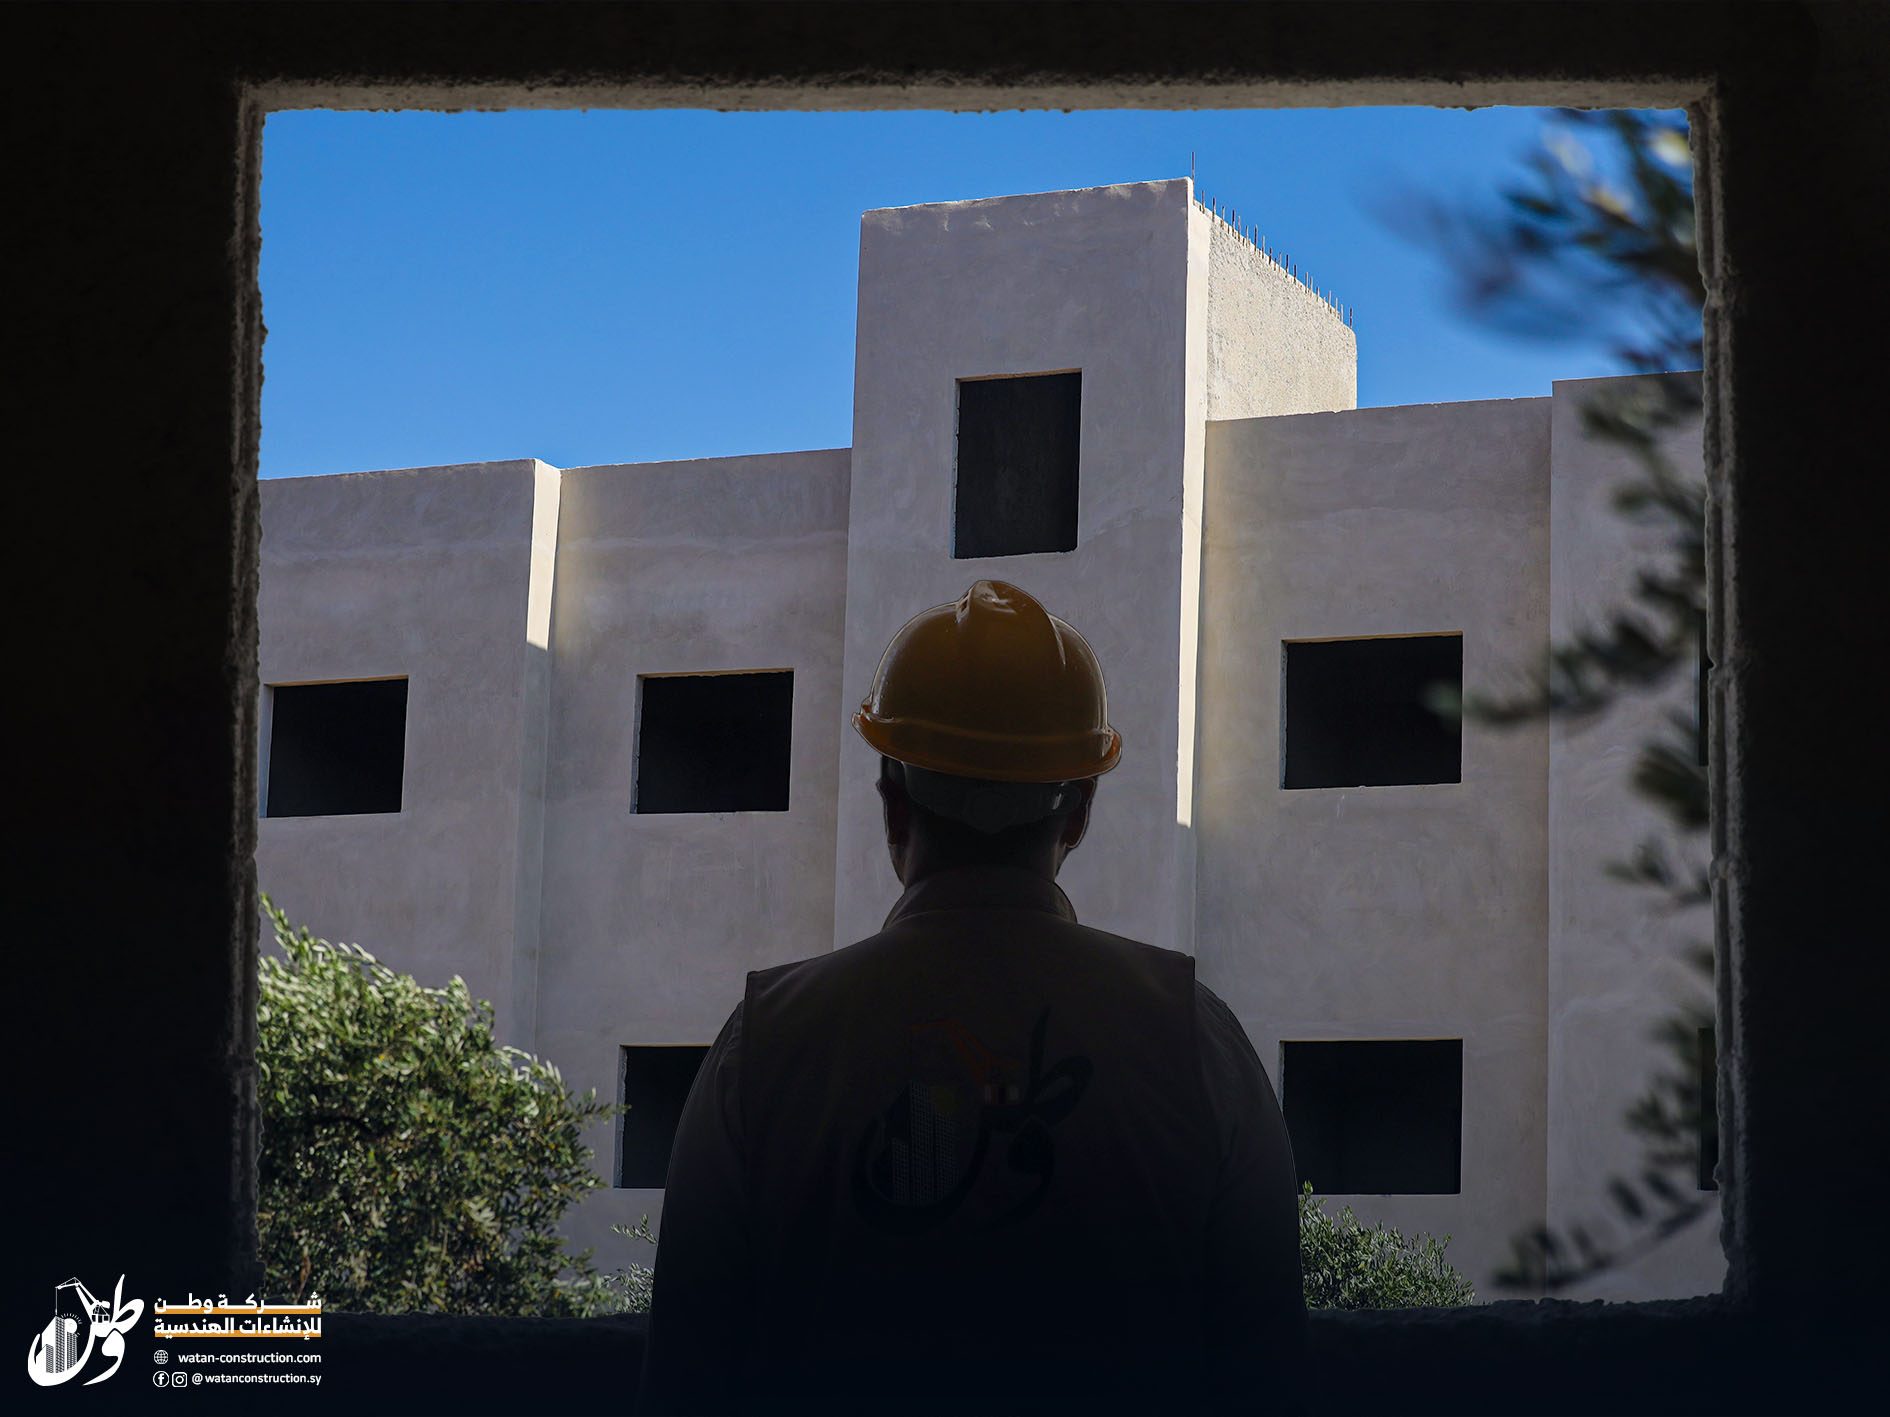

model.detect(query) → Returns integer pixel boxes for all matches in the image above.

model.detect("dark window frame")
[103,4,1852,1384]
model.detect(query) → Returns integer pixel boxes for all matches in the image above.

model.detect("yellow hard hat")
[852,580,1123,783]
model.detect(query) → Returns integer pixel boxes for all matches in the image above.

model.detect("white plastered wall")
[1204,213,1357,421]
[255,459,557,1046]
[832,179,1357,960]
[536,449,851,1260]
[1197,399,1552,1294]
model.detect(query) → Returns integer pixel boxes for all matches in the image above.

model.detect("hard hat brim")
[853,704,1121,783]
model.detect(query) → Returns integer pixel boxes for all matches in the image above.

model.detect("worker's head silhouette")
[853,580,1122,884]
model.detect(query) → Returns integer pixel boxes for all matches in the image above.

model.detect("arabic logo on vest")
[27,1275,144,1388]
[853,1007,1092,1234]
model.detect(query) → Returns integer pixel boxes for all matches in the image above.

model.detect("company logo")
[853,1008,1093,1234]
[27,1275,144,1388]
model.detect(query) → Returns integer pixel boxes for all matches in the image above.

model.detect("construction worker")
[638,580,1304,1416]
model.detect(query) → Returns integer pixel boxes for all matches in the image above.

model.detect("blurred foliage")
[1409,111,1701,369]
[583,1217,658,1315]
[1413,109,1714,1291]
[1299,1186,1476,1310]
[257,896,623,1315]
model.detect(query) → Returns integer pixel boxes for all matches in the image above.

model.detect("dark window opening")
[634,671,793,814]
[1698,1025,1719,1192]
[616,1045,711,1188]
[1282,635,1463,789]
[952,372,1081,558]
[264,678,408,818]
[1282,1039,1463,1194]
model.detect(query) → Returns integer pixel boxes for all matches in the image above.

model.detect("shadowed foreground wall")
[15,2,1883,1412]
[323,1300,1751,1417]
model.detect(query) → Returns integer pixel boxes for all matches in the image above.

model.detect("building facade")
[256,180,1720,1301]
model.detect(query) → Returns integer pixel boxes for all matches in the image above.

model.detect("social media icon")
[152,1371,170,1387]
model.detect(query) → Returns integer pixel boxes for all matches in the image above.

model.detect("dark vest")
[739,866,1220,1415]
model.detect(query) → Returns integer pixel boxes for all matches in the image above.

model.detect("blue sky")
[260,107,1670,478]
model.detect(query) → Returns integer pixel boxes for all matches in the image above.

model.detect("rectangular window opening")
[1282,634,1463,789]
[952,371,1081,558]
[634,670,793,814]
[616,1045,712,1189]
[263,678,409,818]
[1282,1039,1463,1194]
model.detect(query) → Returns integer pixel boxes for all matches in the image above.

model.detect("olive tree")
[257,896,622,1315]
[1298,1186,1476,1310]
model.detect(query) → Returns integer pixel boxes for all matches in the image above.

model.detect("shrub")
[581,1218,658,1315]
[256,896,620,1315]
[1299,1185,1476,1309]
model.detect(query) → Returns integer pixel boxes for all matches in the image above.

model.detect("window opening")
[634,671,793,814]
[263,678,409,818]
[616,1045,712,1188]
[1282,1038,1463,1194]
[952,372,1081,558]
[1282,635,1462,789]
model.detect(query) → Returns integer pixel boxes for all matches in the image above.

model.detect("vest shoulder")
[745,910,1197,1008]
[876,910,1189,961]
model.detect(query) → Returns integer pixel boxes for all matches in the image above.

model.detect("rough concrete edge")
[229,83,267,1299]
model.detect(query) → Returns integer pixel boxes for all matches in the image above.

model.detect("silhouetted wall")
[17,2,1883,1411]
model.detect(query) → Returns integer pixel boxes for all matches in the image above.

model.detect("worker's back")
[642,863,1305,1416]
[639,581,1302,1414]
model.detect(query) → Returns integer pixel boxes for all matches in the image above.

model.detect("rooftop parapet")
[1195,185,1353,327]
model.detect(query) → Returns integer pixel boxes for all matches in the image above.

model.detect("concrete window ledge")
[1308,1298,1743,1414]
[331,1312,645,1413]
[320,1298,1867,1416]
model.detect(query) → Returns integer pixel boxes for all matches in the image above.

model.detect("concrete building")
[256,179,1719,1302]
